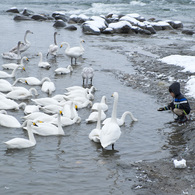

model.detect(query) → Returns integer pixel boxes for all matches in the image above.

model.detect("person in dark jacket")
[158,82,191,123]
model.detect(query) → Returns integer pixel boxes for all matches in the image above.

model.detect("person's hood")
[169,82,181,97]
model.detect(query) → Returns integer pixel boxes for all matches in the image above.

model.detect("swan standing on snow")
[102,111,138,126]
[9,30,33,53]
[0,65,25,78]
[47,32,59,57]
[41,80,56,95]
[99,92,121,150]
[89,105,102,143]
[38,52,51,69]
[81,67,94,87]
[2,56,29,70]
[55,65,73,75]
[92,96,108,112]
[0,110,21,128]
[1,41,22,60]
[4,120,36,149]
[60,39,85,65]
[31,110,65,136]
[13,76,51,86]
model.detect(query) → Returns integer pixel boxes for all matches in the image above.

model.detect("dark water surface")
[0,1,194,194]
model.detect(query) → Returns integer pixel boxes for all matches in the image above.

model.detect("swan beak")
[22,67,26,71]
[26,58,29,62]
[33,122,38,126]
[60,45,63,48]
[25,80,28,85]
[59,110,63,116]
[75,105,78,111]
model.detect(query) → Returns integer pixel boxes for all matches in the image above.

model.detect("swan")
[19,102,40,115]
[81,67,94,87]
[0,79,13,92]
[41,80,56,95]
[9,30,33,53]
[0,110,21,128]
[0,64,25,78]
[62,101,78,119]
[65,85,96,93]
[55,65,73,75]
[60,39,85,65]
[31,110,65,136]
[38,52,51,69]
[99,92,121,150]
[52,94,67,102]
[47,32,59,57]
[40,104,63,115]
[73,99,92,109]
[92,96,108,112]
[102,111,138,126]
[1,41,22,60]
[13,76,51,86]
[31,97,61,107]
[0,96,24,110]
[6,87,38,100]
[89,105,102,143]
[86,110,106,123]
[22,111,55,123]
[4,120,36,149]
[2,56,29,70]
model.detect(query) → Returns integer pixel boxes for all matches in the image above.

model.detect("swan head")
[75,104,78,111]
[26,30,33,34]
[22,67,26,71]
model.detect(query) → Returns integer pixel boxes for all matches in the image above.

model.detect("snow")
[159,55,195,98]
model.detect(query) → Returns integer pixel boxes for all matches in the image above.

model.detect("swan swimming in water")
[0,79,13,92]
[1,41,22,60]
[92,96,108,112]
[38,52,51,69]
[47,32,59,57]
[4,120,36,149]
[55,65,73,75]
[13,76,51,86]
[60,39,85,65]
[102,111,138,126]
[9,30,33,53]
[99,92,121,150]
[0,65,25,79]
[2,56,29,70]
[41,80,56,95]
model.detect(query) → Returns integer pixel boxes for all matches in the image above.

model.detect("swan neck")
[39,53,43,63]
[11,66,19,77]
[24,32,29,44]
[41,77,51,83]
[54,33,57,45]
[111,94,118,122]
[96,108,101,130]
[57,113,64,134]
[27,121,36,144]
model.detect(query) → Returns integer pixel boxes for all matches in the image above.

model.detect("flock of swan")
[0,30,138,150]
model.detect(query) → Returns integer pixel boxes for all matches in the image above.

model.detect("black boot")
[178,114,188,123]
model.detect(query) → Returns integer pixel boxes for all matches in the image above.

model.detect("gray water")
[0,0,194,194]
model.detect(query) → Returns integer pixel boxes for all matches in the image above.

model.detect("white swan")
[60,39,85,65]
[47,32,59,57]
[0,110,21,128]
[55,65,73,75]
[38,52,51,69]
[0,79,13,92]
[4,120,36,149]
[41,80,56,95]
[6,87,38,100]
[62,101,78,119]
[2,56,28,70]
[102,111,138,126]
[73,99,92,109]
[89,105,102,143]
[1,41,22,60]
[0,96,23,110]
[81,67,94,87]
[31,97,61,107]
[31,110,65,136]
[92,96,108,112]
[9,30,33,53]
[99,92,121,150]
[19,102,40,115]
[65,85,96,93]
[13,76,51,86]
[86,110,106,123]
[0,64,25,78]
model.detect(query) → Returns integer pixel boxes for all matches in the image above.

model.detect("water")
[0,0,194,194]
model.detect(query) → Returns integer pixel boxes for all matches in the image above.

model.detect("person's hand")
[158,107,164,111]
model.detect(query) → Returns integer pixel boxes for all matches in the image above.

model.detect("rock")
[6,7,19,13]
[102,27,114,34]
[21,8,34,16]
[53,20,66,28]
[31,14,48,21]
[13,14,31,21]
[82,24,101,35]
[52,11,65,18]
[166,20,183,29]
[182,29,194,35]
[108,21,133,33]
[54,15,68,22]
[65,25,77,31]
